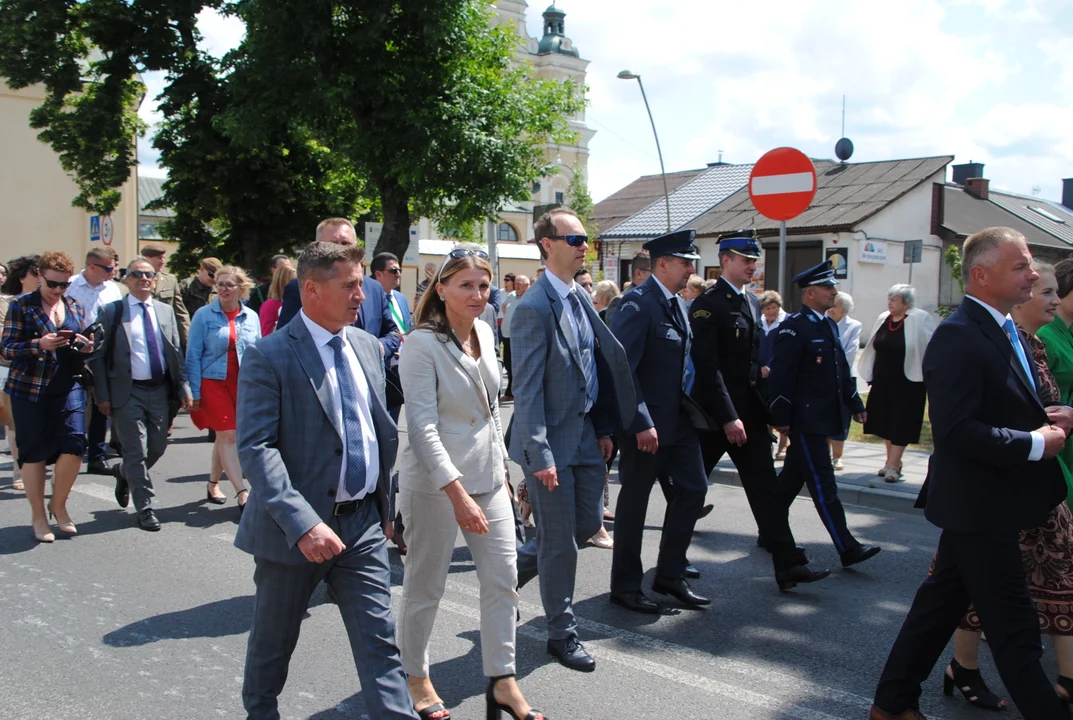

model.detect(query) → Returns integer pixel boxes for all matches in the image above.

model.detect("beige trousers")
[398,483,518,677]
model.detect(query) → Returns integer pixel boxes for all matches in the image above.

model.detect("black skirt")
[863,321,926,446]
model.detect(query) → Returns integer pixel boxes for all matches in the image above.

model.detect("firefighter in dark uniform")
[688,230,830,590]
[769,260,881,568]
[609,229,711,613]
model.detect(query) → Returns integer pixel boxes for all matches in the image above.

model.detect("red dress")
[191,308,241,432]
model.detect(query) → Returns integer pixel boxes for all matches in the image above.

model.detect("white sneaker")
[832,457,844,471]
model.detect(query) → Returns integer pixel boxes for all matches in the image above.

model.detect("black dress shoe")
[775,565,831,591]
[652,577,711,607]
[684,563,700,579]
[547,636,595,672]
[87,460,110,475]
[137,509,161,531]
[609,591,661,614]
[697,503,714,519]
[841,545,882,568]
[111,465,130,509]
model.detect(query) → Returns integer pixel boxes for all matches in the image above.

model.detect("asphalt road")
[0,407,1055,720]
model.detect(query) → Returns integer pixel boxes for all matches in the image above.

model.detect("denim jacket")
[186,299,261,399]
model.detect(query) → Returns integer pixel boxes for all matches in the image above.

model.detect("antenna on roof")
[835,94,854,163]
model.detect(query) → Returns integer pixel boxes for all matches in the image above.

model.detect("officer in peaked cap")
[767,260,881,568]
[687,234,830,591]
[607,227,711,612]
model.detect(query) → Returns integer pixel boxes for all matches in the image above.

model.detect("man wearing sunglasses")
[509,208,636,672]
[67,247,124,475]
[179,257,221,318]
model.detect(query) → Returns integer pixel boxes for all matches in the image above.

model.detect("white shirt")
[300,310,380,500]
[126,295,166,381]
[653,275,691,337]
[965,295,1044,462]
[499,291,519,339]
[67,271,122,328]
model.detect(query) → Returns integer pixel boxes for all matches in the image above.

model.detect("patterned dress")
[948,329,1073,635]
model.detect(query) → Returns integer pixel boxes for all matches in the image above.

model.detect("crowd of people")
[5,217,1073,719]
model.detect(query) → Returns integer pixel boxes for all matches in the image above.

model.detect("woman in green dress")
[1036,257,1073,504]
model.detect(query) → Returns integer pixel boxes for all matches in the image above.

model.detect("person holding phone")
[0,251,96,543]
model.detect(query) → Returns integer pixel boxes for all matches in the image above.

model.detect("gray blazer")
[399,321,506,495]
[507,272,635,473]
[235,317,398,566]
[87,297,191,407]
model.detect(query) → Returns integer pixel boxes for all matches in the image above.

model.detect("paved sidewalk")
[708,439,929,515]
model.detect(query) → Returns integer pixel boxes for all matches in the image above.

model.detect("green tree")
[225,0,584,259]
[565,164,600,271]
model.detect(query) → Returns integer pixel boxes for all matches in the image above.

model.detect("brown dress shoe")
[869,704,927,720]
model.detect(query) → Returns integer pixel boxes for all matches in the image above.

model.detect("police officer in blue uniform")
[769,260,882,568]
[689,231,830,590]
[609,229,710,612]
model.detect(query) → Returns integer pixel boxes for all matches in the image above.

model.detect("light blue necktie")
[1003,317,1036,391]
[566,290,599,409]
[328,336,368,496]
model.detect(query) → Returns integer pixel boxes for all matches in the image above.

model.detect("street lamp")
[618,69,671,233]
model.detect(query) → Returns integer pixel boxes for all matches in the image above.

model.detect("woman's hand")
[38,332,69,351]
[73,331,95,353]
[444,479,488,534]
[190,399,200,413]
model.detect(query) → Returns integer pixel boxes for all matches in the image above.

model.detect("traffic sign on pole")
[748,147,817,222]
[749,148,818,299]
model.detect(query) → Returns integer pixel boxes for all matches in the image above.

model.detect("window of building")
[497,222,519,242]
[555,191,565,205]
[532,181,542,193]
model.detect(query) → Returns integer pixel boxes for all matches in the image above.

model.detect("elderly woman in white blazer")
[827,291,863,470]
[397,248,544,720]
[857,284,937,483]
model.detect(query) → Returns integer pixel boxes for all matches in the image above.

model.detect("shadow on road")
[102,594,254,646]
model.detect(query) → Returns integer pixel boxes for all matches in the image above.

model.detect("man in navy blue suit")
[871,227,1071,720]
[276,219,400,358]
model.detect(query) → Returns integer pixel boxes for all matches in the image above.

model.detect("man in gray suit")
[235,242,416,720]
[88,257,191,531]
[509,208,635,672]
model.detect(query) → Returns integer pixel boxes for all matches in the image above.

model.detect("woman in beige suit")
[398,248,545,720]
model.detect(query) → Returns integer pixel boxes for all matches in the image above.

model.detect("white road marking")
[71,481,118,503]
[751,172,815,196]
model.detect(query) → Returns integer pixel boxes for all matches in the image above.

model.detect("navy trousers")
[778,431,860,555]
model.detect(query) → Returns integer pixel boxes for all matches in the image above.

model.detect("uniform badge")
[816,356,823,365]
[692,309,711,319]
[621,301,640,313]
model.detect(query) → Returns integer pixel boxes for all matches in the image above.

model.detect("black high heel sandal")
[486,675,545,720]
[943,657,1007,710]
[236,488,249,516]
[1058,675,1073,703]
[206,480,227,505]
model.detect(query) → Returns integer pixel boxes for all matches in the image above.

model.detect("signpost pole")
[778,220,787,298]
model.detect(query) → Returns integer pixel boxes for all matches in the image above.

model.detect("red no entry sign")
[749,147,817,221]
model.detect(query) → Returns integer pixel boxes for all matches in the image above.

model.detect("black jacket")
[916,297,1065,533]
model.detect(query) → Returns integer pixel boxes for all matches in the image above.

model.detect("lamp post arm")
[636,78,671,233]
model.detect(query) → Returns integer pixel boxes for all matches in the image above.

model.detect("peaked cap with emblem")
[717,229,761,259]
[792,260,839,288]
[642,229,700,261]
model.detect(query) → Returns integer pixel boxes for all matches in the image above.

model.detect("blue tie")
[671,298,695,393]
[1003,317,1036,391]
[139,302,165,383]
[566,290,599,408]
[328,336,368,496]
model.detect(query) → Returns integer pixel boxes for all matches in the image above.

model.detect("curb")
[708,466,925,516]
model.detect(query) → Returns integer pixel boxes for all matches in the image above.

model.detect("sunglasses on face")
[205,270,215,279]
[44,279,72,290]
[438,248,490,276]
[93,263,116,273]
[386,267,402,275]
[129,270,156,280]
[548,234,588,248]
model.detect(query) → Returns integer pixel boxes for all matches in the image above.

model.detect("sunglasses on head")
[438,248,490,276]
[549,234,588,248]
[129,269,156,280]
[44,279,72,290]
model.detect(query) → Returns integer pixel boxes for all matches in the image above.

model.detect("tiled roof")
[137,176,173,218]
[940,184,1073,251]
[601,163,754,238]
[591,168,706,236]
[692,156,954,237]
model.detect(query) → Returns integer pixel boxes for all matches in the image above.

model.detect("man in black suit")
[609,229,710,612]
[688,230,829,591]
[870,227,1071,720]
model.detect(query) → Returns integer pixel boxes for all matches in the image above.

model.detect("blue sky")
[138,0,1073,205]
